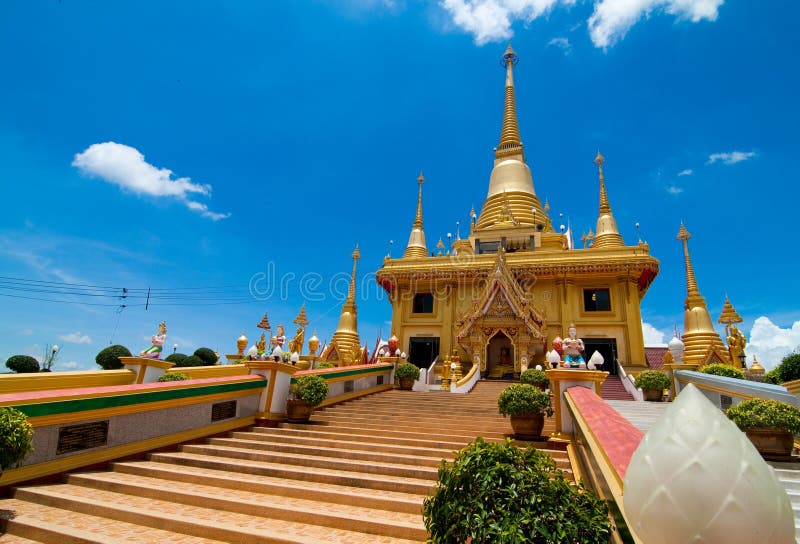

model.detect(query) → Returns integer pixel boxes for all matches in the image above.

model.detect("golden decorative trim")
[0,370,136,394]
[0,416,254,487]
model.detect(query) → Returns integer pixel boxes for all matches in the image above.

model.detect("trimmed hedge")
[194,347,217,366]
[175,355,206,367]
[5,355,40,374]
[95,345,132,370]
[165,353,188,365]
[497,384,553,417]
[157,372,190,382]
[292,375,328,407]
[520,368,549,385]
[727,398,800,434]
[396,362,421,380]
[0,406,34,469]
[635,370,670,391]
[699,363,745,380]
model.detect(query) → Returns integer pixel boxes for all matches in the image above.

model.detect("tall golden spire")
[475,44,548,231]
[325,245,362,366]
[677,224,726,365]
[403,172,428,258]
[495,43,523,160]
[592,151,624,248]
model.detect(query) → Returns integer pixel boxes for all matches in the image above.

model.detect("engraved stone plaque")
[211,400,237,421]
[56,420,109,455]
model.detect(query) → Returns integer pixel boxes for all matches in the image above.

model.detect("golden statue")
[727,325,746,368]
[256,333,267,357]
[288,326,305,355]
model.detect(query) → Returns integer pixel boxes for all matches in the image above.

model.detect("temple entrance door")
[582,338,617,375]
[409,337,440,370]
[486,331,514,379]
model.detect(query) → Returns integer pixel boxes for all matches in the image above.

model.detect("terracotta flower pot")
[745,428,794,461]
[286,399,315,423]
[643,388,663,402]
[510,413,545,440]
[398,377,414,390]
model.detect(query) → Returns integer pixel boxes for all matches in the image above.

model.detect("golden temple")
[375,44,661,377]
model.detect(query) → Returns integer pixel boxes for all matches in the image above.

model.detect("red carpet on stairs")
[600,375,634,401]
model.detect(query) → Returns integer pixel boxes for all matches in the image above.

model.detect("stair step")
[66,471,427,541]
[0,498,225,544]
[207,436,448,467]
[112,460,425,514]
[11,485,420,544]
[278,422,509,442]
[180,444,440,480]
[150,451,434,495]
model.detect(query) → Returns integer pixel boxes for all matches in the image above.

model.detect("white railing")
[426,355,440,385]
[673,370,797,409]
[451,363,480,394]
[617,360,643,401]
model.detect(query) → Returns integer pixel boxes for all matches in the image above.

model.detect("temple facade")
[376,45,660,377]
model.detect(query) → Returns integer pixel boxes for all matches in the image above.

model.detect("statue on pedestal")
[727,325,746,368]
[256,333,268,359]
[288,327,305,356]
[140,321,167,359]
[272,324,286,352]
[563,324,585,367]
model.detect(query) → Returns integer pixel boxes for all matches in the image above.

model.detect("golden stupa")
[376,44,660,375]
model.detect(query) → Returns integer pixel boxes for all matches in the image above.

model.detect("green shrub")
[316,362,335,369]
[765,368,782,385]
[194,347,217,366]
[175,355,206,367]
[699,363,745,380]
[165,353,188,365]
[497,384,553,417]
[0,406,34,470]
[520,368,549,385]
[727,398,800,434]
[395,362,421,380]
[423,438,611,543]
[778,353,800,383]
[5,355,40,374]
[95,345,132,370]
[634,370,670,391]
[291,375,329,407]
[157,372,190,382]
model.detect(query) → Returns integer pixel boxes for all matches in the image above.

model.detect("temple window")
[412,293,434,313]
[583,288,611,312]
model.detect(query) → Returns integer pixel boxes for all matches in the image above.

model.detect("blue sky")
[1,0,798,371]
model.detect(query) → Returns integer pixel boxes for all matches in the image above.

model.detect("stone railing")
[673,369,798,409]
[291,363,394,408]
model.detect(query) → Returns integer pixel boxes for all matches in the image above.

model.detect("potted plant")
[497,384,554,439]
[286,374,329,423]
[726,398,800,460]
[520,368,549,391]
[395,362,420,390]
[423,438,611,543]
[635,370,670,401]
[0,407,35,478]
[698,363,745,380]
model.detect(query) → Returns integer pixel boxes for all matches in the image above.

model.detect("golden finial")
[403,173,428,258]
[257,312,271,331]
[352,244,361,261]
[717,295,743,326]
[594,150,605,167]
[595,150,610,215]
[750,356,764,372]
[677,222,700,298]
[436,237,445,256]
[293,303,310,328]
[495,43,523,160]
[544,199,550,213]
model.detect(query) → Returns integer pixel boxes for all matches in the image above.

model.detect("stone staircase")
[0,381,566,543]
[600,374,634,401]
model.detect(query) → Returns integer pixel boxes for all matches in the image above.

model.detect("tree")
[778,353,800,383]
[193,347,217,366]
[165,353,188,365]
[95,345,132,370]
[5,355,40,374]
[0,407,34,470]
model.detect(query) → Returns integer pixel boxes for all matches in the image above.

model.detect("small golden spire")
[592,151,624,248]
[677,223,700,297]
[257,312,271,331]
[326,246,362,365]
[293,303,309,328]
[495,43,523,160]
[403,172,428,258]
[717,295,743,327]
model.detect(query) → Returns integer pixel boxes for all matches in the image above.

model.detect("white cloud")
[59,332,92,344]
[746,316,800,371]
[547,37,572,54]
[72,142,229,220]
[666,185,684,194]
[707,150,756,165]
[439,0,722,48]
[678,168,693,176]
[642,321,667,346]
[60,361,80,370]
[440,0,574,45]
[589,0,723,48]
